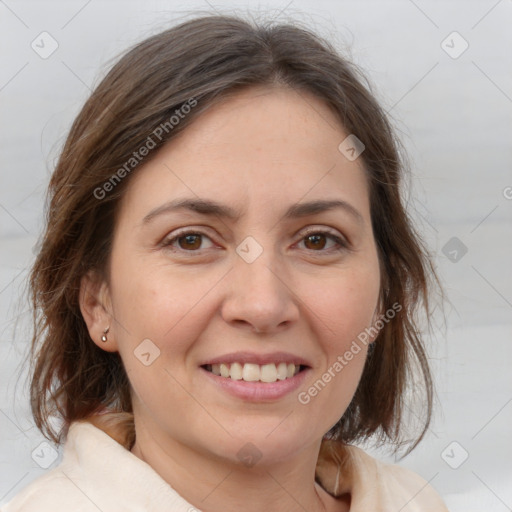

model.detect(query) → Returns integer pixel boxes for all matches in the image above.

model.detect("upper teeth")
[208,362,300,382]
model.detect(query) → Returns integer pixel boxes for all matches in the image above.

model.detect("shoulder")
[317,440,449,511]
[1,417,186,512]
[348,444,449,511]
[0,467,97,511]
[1,421,122,512]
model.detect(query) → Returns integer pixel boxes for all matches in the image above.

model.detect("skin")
[80,85,382,512]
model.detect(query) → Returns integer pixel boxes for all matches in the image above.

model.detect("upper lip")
[200,351,311,367]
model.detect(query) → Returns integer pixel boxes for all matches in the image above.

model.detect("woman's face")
[91,86,381,465]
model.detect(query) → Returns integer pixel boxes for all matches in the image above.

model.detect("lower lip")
[199,366,310,402]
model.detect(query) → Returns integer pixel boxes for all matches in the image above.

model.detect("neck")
[129,421,348,512]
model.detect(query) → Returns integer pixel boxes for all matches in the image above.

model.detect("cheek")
[110,255,215,344]
[298,263,379,420]
[109,261,212,416]
[310,261,380,347]
[108,256,229,403]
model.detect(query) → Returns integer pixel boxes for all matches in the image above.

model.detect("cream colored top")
[2,418,449,511]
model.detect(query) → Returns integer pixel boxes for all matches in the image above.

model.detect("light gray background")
[1,1,511,510]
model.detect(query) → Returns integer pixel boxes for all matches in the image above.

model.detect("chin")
[203,421,318,468]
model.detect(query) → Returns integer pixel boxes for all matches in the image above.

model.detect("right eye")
[162,230,216,252]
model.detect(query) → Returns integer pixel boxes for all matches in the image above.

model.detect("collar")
[84,412,355,497]
[66,412,446,511]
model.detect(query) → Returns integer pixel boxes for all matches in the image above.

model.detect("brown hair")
[28,13,441,454]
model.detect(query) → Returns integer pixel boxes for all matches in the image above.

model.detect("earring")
[101,327,110,343]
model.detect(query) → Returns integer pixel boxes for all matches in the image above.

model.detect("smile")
[202,362,306,383]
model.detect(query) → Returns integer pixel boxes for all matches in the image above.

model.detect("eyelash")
[161,228,349,255]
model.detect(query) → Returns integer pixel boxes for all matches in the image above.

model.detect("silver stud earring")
[101,327,110,343]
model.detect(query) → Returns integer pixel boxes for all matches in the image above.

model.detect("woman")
[3,13,448,511]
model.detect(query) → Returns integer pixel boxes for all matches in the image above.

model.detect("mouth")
[201,362,308,383]
[199,351,312,401]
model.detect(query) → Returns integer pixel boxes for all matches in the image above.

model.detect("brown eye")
[177,234,203,250]
[163,231,214,252]
[298,230,348,253]
[304,233,328,250]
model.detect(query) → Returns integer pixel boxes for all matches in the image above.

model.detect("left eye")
[162,230,347,253]
[297,231,347,252]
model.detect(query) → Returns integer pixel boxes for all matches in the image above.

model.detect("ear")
[79,270,118,352]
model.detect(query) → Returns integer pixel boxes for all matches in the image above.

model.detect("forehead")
[119,85,370,224]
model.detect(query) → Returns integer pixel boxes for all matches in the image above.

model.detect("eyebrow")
[142,197,364,225]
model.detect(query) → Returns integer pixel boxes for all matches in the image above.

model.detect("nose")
[220,248,300,335]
